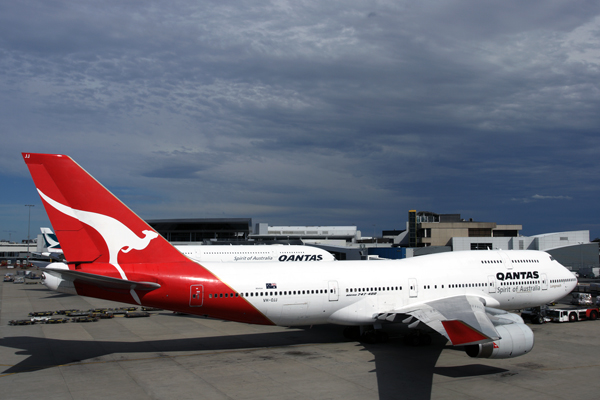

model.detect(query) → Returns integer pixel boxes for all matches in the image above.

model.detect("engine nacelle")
[41,263,77,295]
[485,307,525,324]
[494,312,524,324]
[465,323,534,359]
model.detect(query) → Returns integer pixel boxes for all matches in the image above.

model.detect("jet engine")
[465,323,534,359]
[41,263,77,295]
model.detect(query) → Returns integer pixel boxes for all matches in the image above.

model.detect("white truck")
[545,307,599,322]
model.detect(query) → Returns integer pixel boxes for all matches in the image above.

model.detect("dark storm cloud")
[1,0,600,240]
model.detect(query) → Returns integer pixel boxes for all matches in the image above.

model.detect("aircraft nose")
[569,276,578,293]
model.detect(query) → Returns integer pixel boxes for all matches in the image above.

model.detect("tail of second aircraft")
[40,227,62,253]
[23,153,190,278]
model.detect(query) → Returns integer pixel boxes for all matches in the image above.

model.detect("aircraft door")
[328,281,339,301]
[190,284,204,307]
[409,278,418,298]
[541,273,548,291]
[488,275,496,293]
[499,251,513,270]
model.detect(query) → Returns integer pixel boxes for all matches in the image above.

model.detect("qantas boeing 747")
[23,153,577,359]
[176,243,335,263]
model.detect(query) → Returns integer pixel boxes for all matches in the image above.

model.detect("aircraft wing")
[381,295,500,346]
[44,268,161,291]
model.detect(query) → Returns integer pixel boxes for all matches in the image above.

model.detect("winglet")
[441,320,491,345]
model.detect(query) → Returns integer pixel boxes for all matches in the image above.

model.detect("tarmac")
[1,268,599,400]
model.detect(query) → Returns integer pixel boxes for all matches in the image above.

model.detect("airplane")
[28,227,64,267]
[177,243,335,263]
[40,227,63,255]
[35,227,335,263]
[23,153,578,359]
[34,228,334,272]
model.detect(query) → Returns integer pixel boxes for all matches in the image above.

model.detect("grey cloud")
[1,0,600,240]
[512,194,574,203]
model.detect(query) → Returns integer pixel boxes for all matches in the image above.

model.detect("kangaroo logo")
[37,189,159,281]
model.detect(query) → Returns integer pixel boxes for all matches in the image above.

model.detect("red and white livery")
[24,153,578,359]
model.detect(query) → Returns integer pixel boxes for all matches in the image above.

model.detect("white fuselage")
[204,250,577,326]
[176,244,335,263]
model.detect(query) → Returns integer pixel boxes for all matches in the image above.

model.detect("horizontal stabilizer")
[44,268,161,291]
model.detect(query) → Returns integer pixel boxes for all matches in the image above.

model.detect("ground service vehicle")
[545,307,599,322]
[571,292,592,305]
[521,306,549,324]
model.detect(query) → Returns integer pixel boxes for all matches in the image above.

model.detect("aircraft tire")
[375,330,389,343]
[361,330,378,344]
[418,334,432,346]
[404,335,421,347]
[343,326,361,341]
[404,333,430,346]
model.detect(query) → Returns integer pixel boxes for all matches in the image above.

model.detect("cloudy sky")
[1,0,600,243]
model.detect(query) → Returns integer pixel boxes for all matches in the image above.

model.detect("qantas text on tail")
[23,153,577,359]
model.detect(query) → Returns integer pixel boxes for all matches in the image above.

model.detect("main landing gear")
[343,326,389,344]
[343,325,432,346]
[402,331,432,346]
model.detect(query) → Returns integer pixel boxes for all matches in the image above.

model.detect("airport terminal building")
[146,211,598,273]
[147,218,253,243]
[5,210,598,274]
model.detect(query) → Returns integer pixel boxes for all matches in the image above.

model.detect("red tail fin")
[23,153,188,270]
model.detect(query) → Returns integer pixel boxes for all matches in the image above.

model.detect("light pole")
[3,230,16,242]
[25,204,34,267]
[372,224,377,246]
